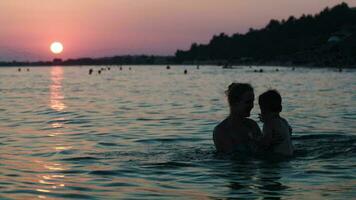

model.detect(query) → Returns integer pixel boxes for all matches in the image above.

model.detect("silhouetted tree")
[174,2,356,67]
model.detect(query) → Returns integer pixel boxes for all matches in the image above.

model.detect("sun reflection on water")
[51,122,63,128]
[50,66,66,111]
[34,160,68,198]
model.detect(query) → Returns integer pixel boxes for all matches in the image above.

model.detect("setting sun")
[50,42,63,54]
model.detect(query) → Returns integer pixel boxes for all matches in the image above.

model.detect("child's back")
[263,115,293,156]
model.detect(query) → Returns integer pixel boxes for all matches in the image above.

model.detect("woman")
[213,83,261,153]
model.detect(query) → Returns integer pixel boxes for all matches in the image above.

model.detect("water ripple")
[0,66,355,199]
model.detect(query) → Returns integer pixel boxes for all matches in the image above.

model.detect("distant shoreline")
[0,60,354,69]
[0,54,354,68]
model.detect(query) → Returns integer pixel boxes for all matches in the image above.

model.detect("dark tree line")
[175,3,356,67]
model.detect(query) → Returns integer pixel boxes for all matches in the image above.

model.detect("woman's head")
[225,83,254,117]
[258,90,282,114]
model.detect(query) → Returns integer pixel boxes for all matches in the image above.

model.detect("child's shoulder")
[267,115,287,124]
[277,116,290,126]
[271,116,292,134]
[263,116,287,130]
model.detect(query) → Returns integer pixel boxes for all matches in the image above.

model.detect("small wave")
[56,193,94,199]
[59,169,86,174]
[35,108,75,116]
[89,170,119,176]
[142,161,195,169]
[61,156,99,161]
[98,142,118,146]
[134,137,201,144]
[102,182,138,187]
[293,133,356,159]
[293,133,350,140]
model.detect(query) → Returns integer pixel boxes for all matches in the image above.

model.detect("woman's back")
[214,117,261,153]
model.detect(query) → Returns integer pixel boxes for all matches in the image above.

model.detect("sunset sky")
[1,0,355,61]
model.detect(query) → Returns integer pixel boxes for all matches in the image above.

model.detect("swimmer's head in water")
[226,83,254,117]
[259,90,282,113]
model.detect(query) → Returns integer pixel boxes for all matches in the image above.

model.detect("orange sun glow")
[50,42,64,54]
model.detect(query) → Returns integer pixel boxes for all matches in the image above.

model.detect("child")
[253,90,294,156]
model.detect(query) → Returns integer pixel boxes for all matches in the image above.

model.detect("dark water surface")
[0,65,355,199]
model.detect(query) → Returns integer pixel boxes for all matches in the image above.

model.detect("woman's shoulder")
[243,118,259,127]
[214,118,229,133]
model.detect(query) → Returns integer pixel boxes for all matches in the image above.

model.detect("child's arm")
[258,122,274,147]
[247,119,262,140]
[248,121,273,147]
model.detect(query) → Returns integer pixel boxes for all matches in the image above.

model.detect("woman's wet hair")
[225,83,254,106]
[259,90,282,112]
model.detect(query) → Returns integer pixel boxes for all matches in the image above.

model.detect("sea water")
[0,65,355,199]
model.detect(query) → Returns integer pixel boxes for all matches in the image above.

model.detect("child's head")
[258,90,282,114]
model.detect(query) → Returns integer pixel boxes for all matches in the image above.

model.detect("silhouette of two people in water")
[213,83,293,157]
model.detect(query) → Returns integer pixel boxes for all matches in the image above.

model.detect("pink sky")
[0,0,355,61]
